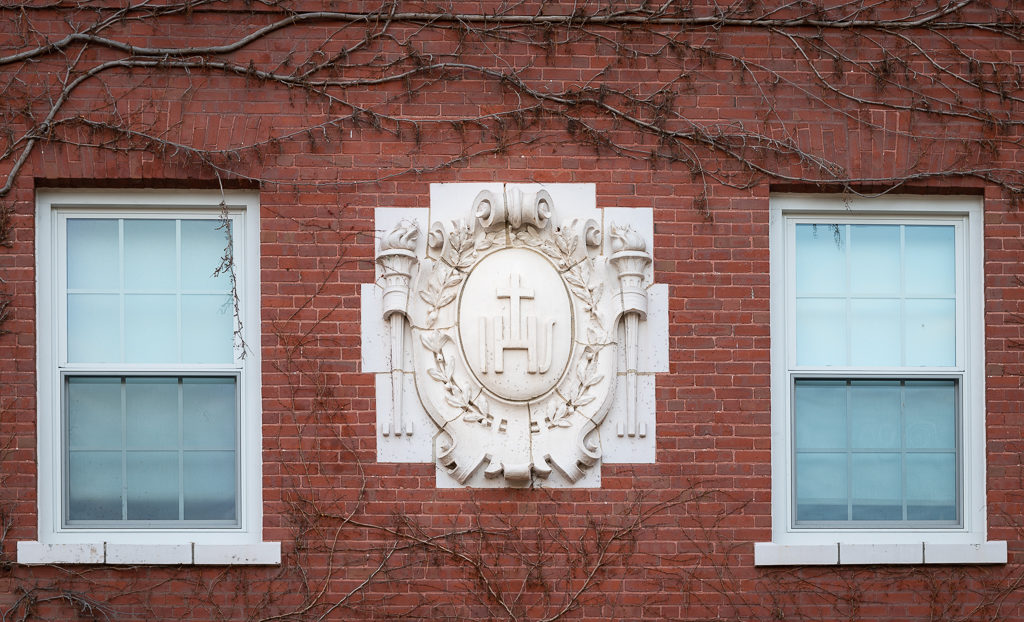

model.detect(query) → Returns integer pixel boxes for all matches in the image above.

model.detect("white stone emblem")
[363,184,667,487]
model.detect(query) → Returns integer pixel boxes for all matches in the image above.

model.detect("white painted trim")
[17,541,282,565]
[840,543,923,565]
[754,542,838,566]
[17,541,104,564]
[33,189,273,551]
[106,543,192,565]
[193,542,282,565]
[767,194,1000,559]
[755,541,1006,566]
[924,541,1007,564]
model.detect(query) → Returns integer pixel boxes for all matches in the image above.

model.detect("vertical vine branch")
[215,201,245,358]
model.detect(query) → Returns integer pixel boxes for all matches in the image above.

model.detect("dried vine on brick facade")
[2,1,1024,620]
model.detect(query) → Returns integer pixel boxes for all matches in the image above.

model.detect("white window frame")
[756,194,1005,566]
[22,189,278,565]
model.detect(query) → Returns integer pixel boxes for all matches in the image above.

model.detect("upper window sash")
[55,210,245,371]
[784,216,967,372]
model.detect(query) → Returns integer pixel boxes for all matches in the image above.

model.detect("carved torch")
[377,220,419,436]
[609,224,652,438]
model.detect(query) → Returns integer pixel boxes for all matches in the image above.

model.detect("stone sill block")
[754,541,1007,566]
[17,541,281,565]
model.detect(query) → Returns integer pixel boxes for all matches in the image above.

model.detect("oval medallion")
[458,248,574,402]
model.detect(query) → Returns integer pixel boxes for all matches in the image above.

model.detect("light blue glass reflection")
[849,225,899,296]
[65,376,237,525]
[67,294,120,363]
[795,298,846,366]
[67,219,118,290]
[794,223,956,368]
[124,220,176,291]
[795,224,845,297]
[905,226,955,297]
[127,451,179,520]
[181,220,231,292]
[793,379,958,524]
[66,217,235,365]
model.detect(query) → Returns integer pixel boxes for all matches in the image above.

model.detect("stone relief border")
[361,184,668,487]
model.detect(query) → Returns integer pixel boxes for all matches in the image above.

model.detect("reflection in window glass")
[794,223,956,368]
[794,379,958,525]
[65,376,237,525]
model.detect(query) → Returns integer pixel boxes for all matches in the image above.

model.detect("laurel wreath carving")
[418,220,478,327]
[419,219,608,428]
[420,330,489,424]
[516,221,607,428]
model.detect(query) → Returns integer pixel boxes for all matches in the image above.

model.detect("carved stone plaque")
[457,248,573,402]
[369,184,661,487]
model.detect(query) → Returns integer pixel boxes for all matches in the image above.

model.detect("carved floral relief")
[370,185,660,487]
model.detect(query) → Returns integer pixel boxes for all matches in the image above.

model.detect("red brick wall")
[1,2,1023,619]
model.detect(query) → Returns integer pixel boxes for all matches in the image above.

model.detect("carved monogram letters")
[367,184,663,487]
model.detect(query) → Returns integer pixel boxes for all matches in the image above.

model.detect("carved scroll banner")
[363,184,667,487]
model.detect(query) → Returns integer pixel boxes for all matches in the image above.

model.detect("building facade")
[1,1,1023,619]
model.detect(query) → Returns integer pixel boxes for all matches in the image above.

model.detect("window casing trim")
[34,190,265,548]
[767,194,989,549]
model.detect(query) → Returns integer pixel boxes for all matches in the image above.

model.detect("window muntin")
[793,378,959,527]
[792,222,958,369]
[65,217,234,365]
[65,376,238,526]
[785,215,967,531]
[56,210,244,531]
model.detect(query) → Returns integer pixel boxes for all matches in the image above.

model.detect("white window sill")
[754,541,1006,566]
[17,541,281,565]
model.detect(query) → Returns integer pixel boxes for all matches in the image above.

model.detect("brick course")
[1,2,1023,619]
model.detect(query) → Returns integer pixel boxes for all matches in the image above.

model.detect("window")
[24,190,277,565]
[757,195,1005,566]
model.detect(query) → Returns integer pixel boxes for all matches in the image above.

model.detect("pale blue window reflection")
[65,376,237,524]
[65,218,234,365]
[794,379,958,525]
[794,223,956,368]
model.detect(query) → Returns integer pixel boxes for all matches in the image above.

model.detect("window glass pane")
[126,378,178,450]
[793,379,959,525]
[124,220,176,292]
[125,294,177,363]
[905,299,955,366]
[126,451,180,520]
[849,225,900,296]
[181,294,234,364]
[182,378,236,450]
[794,380,846,449]
[67,219,119,290]
[849,381,900,449]
[906,453,957,521]
[65,375,237,526]
[181,220,231,292]
[905,225,955,298]
[67,377,121,450]
[183,451,236,520]
[795,298,846,366]
[905,380,956,449]
[68,450,122,521]
[67,294,120,363]
[851,453,902,520]
[795,453,847,521]
[849,299,900,366]
[795,224,845,297]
